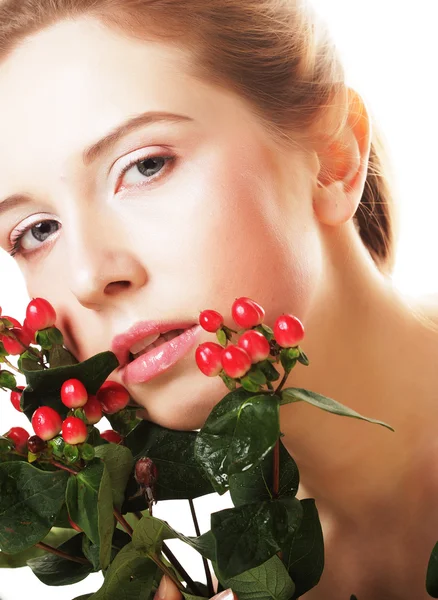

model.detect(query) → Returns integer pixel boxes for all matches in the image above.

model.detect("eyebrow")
[0,110,194,217]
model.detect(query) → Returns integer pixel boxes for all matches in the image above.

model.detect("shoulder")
[415,293,438,325]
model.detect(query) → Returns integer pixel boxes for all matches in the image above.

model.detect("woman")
[0,1,437,598]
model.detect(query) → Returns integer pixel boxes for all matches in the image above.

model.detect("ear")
[313,87,372,227]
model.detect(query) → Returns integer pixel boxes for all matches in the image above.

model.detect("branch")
[36,541,89,565]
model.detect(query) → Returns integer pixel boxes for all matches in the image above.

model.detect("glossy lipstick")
[120,324,202,385]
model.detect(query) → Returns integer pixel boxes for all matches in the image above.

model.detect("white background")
[1,1,438,598]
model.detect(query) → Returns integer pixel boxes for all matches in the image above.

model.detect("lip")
[119,324,202,386]
[111,319,198,368]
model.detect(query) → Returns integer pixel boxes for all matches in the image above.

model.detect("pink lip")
[111,319,198,368]
[119,324,202,385]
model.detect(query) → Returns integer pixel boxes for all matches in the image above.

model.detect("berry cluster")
[1,298,133,466]
[196,297,306,392]
[0,298,56,356]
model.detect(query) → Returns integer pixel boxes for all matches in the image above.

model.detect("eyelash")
[8,153,175,258]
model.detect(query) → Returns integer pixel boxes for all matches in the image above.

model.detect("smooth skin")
[0,17,437,600]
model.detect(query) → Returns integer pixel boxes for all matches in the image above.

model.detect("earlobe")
[313,86,372,227]
[313,180,356,227]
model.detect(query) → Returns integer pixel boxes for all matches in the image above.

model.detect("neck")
[279,223,438,530]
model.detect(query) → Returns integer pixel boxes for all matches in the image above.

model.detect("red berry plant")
[0,296,397,600]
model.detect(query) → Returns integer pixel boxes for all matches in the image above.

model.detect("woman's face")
[0,17,323,429]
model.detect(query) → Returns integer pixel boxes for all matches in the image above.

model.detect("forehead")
[0,16,257,185]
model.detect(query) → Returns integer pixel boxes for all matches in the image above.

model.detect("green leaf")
[0,462,69,553]
[254,324,275,342]
[17,350,45,372]
[186,530,216,561]
[283,499,324,599]
[212,497,303,579]
[82,528,132,572]
[132,513,215,566]
[132,513,176,555]
[257,359,280,382]
[427,541,438,597]
[279,350,297,374]
[194,388,280,494]
[214,555,295,600]
[0,436,13,454]
[297,348,309,366]
[219,371,237,391]
[47,327,64,345]
[21,351,119,422]
[88,542,158,600]
[240,376,261,393]
[123,421,214,506]
[247,367,267,386]
[36,329,53,350]
[0,370,17,391]
[48,344,79,368]
[106,408,141,437]
[216,328,227,346]
[280,388,395,432]
[94,444,134,510]
[0,527,76,568]
[27,533,92,586]
[66,460,114,571]
[229,440,299,507]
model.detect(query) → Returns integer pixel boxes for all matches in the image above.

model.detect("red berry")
[83,394,103,425]
[10,386,25,412]
[1,315,21,328]
[62,416,87,445]
[22,318,37,343]
[5,427,29,452]
[134,457,158,486]
[25,298,57,332]
[221,344,252,379]
[100,429,123,444]
[32,406,63,441]
[231,297,265,329]
[96,381,130,414]
[61,378,88,408]
[2,327,33,355]
[237,330,271,364]
[27,435,46,454]
[274,314,305,348]
[68,514,82,532]
[199,310,224,333]
[195,342,224,376]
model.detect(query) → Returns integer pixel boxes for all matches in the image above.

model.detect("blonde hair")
[0,0,399,276]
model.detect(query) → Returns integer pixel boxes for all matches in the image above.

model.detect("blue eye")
[8,154,175,258]
[117,154,175,190]
[9,220,61,258]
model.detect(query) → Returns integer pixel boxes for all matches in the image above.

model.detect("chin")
[132,371,224,431]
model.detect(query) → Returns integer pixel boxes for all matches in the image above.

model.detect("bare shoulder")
[406,293,438,326]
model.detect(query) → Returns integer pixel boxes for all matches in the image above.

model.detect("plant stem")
[274,370,288,395]
[151,555,186,593]
[36,541,90,565]
[48,460,79,475]
[2,357,20,373]
[162,542,204,597]
[272,439,280,498]
[189,498,215,596]
[114,509,133,536]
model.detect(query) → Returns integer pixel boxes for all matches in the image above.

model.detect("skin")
[0,16,437,600]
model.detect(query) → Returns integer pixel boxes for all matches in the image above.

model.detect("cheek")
[177,153,323,328]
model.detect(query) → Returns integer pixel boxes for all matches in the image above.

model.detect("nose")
[66,213,148,311]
